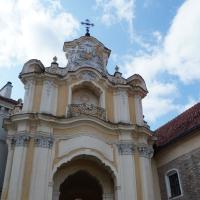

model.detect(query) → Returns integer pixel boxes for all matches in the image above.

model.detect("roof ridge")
[156,102,200,132]
[155,102,200,147]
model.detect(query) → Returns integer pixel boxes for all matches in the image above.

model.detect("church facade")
[1,35,159,200]
[1,33,200,200]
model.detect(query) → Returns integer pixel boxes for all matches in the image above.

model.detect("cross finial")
[53,56,57,63]
[115,65,119,72]
[81,19,94,36]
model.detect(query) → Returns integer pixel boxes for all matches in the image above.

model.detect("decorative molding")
[9,135,30,147]
[117,142,136,155]
[108,75,126,85]
[45,66,68,76]
[64,38,109,73]
[67,103,106,120]
[34,136,53,149]
[137,145,154,158]
[78,71,97,81]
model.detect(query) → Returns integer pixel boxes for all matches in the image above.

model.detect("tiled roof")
[155,103,200,147]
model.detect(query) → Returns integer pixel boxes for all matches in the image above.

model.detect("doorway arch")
[59,170,102,200]
[53,156,115,200]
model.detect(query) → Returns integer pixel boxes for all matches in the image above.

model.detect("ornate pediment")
[63,36,111,73]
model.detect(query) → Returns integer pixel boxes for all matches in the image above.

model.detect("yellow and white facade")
[1,35,159,200]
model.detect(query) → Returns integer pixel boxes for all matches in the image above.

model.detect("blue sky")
[0,0,199,130]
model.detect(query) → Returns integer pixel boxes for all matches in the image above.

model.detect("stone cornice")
[4,113,152,136]
[19,67,147,96]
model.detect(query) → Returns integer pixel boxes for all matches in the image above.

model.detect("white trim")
[51,150,117,180]
[165,168,183,199]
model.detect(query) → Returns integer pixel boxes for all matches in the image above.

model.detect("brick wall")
[158,147,200,200]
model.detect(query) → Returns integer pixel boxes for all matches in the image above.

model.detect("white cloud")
[123,0,200,124]
[143,82,179,123]
[96,0,135,41]
[163,0,200,83]
[0,0,79,68]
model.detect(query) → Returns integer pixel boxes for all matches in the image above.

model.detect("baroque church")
[0,28,200,200]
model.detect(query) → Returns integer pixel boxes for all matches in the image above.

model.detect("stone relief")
[67,103,106,120]
[117,142,136,155]
[78,71,97,81]
[66,40,106,72]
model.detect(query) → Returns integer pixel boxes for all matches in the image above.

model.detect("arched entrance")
[53,156,115,200]
[59,170,102,200]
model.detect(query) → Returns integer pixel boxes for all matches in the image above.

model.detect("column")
[138,144,154,200]
[117,142,137,200]
[29,136,53,200]
[22,80,35,112]
[40,80,58,115]
[113,90,130,123]
[1,138,14,200]
[7,135,30,200]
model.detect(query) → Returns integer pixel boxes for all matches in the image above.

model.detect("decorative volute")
[63,36,111,73]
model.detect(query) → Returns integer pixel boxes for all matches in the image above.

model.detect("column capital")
[8,134,30,147]
[137,144,154,158]
[34,136,53,149]
[117,142,136,155]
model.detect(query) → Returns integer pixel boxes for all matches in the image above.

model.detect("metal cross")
[81,19,94,36]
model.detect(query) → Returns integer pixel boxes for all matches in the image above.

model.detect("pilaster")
[116,141,137,200]
[29,136,53,200]
[7,134,30,200]
[138,144,155,200]
[22,80,35,112]
[113,90,130,123]
[40,80,58,115]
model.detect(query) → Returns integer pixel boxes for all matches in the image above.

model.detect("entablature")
[4,112,153,138]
